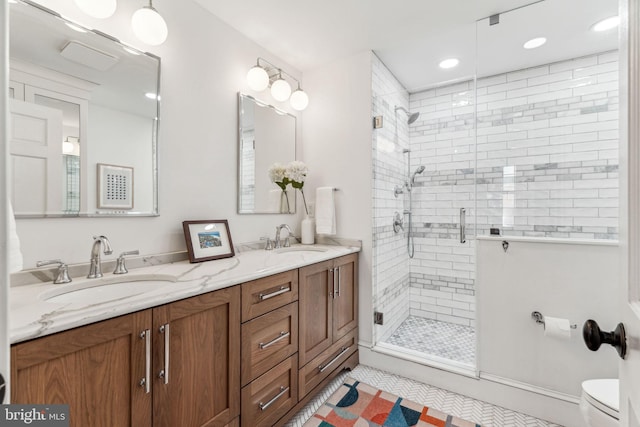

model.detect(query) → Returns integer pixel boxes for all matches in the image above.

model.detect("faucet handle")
[113,250,139,275]
[36,259,72,284]
[260,237,274,251]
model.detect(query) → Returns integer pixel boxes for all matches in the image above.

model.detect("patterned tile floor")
[383,316,476,365]
[285,365,564,427]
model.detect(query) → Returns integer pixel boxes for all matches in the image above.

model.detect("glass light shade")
[271,78,291,102]
[290,89,309,111]
[131,6,168,46]
[74,0,117,19]
[247,66,269,91]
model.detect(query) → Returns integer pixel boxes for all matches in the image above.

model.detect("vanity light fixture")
[73,0,117,19]
[523,37,547,49]
[271,72,292,102]
[591,16,620,32]
[131,0,168,46]
[439,58,459,69]
[290,83,310,111]
[246,57,309,110]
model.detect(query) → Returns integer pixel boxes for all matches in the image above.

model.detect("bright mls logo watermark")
[1,405,69,426]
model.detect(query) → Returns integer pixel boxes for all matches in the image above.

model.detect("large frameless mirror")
[238,93,296,214]
[9,0,160,217]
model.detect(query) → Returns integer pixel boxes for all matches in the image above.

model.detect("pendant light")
[290,84,309,111]
[131,0,168,46]
[270,73,292,102]
[247,63,270,91]
[74,0,117,19]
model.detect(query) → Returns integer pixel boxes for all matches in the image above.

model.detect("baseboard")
[359,346,584,427]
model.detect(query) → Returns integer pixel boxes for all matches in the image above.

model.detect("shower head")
[411,165,426,184]
[395,106,421,125]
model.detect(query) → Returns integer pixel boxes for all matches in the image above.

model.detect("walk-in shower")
[372,0,620,373]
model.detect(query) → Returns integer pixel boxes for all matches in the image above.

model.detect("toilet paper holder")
[531,311,577,329]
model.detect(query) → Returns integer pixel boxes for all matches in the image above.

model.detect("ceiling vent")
[60,41,118,71]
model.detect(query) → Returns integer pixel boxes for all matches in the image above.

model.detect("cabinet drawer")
[241,355,298,427]
[242,270,298,321]
[298,329,357,400]
[241,302,298,386]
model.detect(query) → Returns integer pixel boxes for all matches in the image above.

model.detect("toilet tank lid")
[582,379,619,413]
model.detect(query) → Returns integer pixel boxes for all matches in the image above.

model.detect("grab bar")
[460,208,466,244]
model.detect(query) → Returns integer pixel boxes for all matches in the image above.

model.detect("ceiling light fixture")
[73,0,169,45]
[592,16,620,32]
[73,0,117,19]
[439,58,459,69]
[246,57,309,111]
[131,0,168,46]
[523,37,547,49]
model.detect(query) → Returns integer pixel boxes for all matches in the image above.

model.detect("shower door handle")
[460,208,466,244]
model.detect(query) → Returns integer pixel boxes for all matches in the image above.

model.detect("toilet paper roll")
[543,316,571,340]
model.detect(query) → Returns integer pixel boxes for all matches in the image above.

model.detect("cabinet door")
[298,259,333,367]
[332,254,359,341]
[153,286,240,427]
[11,311,152,427]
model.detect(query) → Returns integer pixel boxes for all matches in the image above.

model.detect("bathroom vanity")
[9,245,359,427]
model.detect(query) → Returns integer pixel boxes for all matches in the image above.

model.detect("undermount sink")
[274,246,329,254]
[41,274,177,305]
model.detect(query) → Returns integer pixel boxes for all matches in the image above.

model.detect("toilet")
[580,379,619,427]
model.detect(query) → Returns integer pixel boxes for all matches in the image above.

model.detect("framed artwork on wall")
[97,163,134,209]
[182,219,235,263]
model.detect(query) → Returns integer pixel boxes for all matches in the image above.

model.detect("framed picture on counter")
[182,219,235,263]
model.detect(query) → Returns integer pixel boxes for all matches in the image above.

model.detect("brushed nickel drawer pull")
[259,331,290,349]
[318,346,350,373]
[159,324,169,384]
[140,329,151,393]
[259,286,290,301]
[259,386,289,411]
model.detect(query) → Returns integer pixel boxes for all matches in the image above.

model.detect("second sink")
[41,274,176,305]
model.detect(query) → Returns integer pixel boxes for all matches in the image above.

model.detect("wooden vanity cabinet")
[153,286,240,427]
[11,286,240,427]
[298,254,358,401]
[11,311,152,427]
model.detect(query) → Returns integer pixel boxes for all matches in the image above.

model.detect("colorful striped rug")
[304,378,481,427]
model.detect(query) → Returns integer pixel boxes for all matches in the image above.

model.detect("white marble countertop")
[10,244,360,344]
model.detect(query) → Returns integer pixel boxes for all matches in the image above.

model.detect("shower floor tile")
[383,315,476,365]
[285,365,562,427]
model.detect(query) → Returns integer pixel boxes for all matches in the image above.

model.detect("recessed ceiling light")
[439,58,459,69]
[145,92,160,100]
[592,16,620,32]
[523,37,547,49]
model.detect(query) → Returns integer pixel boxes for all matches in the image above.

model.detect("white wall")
[477,237,619,397]
[301,51,374,346]
[13,0,305,268]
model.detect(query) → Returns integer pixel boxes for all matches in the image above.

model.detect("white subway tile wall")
[407,51,619,323]
[371,54,411,342]
[373,51,619,334]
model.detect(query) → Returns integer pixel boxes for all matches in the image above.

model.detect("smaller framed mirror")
[238,93,296,214]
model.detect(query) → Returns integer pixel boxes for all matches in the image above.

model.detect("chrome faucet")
[88,235,113,278]
[274,224,292,249]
